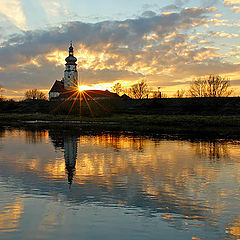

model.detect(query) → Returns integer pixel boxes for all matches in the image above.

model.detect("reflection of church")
[49,131,78,185]
[64,136,77,185]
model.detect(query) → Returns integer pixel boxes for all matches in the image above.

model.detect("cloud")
[0,0,26,30]
[224,0,240,4]
[208,31,239,38]
[41,1,61,17]
[0,7,214,66]
[201,0,220,7]
[224,0,240,12]
[161,0,190,12]
[0,6,239,97]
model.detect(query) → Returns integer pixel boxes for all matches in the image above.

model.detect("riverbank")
[0,113,240,140]
[0,113,240,127]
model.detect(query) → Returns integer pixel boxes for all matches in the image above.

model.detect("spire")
[65,41,77,64]
[69,41,73,56]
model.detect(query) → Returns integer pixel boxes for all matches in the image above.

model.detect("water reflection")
[0,196,23,233]
[0,127,239,239]
[25,130,48,144]
[226,218,240,239]
[49,130,77,185]
[191,141,230,160]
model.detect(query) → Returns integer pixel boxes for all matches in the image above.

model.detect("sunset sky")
[0,0,240,99]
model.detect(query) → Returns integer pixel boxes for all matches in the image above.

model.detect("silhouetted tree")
[152,91,160,98]
[25,89,47,100]
[188,75,233,97]
[111,82,123,95]
[174,89,185,98]
[0,86,5,101]
[128,80,149,99]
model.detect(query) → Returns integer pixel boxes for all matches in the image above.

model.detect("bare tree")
[111,82,123,95]
[0,85,5,101]
[128,80,149,99]
[161,93,168,98]
[188,75,233,97]
[152,87,161,98]
[174,89,186,98]
[152,91,159,98]
[25,89,47,100]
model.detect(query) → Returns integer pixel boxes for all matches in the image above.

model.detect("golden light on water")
[0,197,24,233]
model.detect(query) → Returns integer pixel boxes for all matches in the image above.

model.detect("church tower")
[63,41,78,90]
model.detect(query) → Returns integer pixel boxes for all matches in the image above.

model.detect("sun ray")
[83,91,109,112]
[68,91,80,114]
[52,90,78,112]
[79,91,82,117]
[82,92,94,116]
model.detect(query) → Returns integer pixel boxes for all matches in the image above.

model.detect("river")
[0,127,239,240]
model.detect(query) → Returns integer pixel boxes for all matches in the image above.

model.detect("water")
[0,127,240,240]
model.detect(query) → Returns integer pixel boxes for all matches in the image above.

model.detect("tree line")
[111,75,234,99]
[0,74,234,101]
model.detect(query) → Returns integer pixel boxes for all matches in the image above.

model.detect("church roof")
[49,80,65,93]
[58,89,120,99]
[83,90,120,98]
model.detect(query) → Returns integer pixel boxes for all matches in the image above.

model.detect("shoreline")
[0,113,240,141]
[0,113,240,126]
[0,114,239,138]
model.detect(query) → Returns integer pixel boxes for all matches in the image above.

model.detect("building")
[49,42,120,101]
[49,42,78,100]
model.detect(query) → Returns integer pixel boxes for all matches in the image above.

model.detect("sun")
[78,85,85,92]
[77,85,95,91]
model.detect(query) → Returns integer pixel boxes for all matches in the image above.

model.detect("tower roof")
[65,41,77,65]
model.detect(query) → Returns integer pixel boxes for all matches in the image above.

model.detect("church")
[49,42,120,101]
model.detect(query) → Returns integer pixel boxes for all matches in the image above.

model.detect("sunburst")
[52,81,110,117]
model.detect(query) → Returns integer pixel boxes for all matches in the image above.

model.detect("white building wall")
[49,92,60,100]
[64,65,78,90]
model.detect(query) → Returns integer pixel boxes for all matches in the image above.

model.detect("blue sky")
[0,0,240,98]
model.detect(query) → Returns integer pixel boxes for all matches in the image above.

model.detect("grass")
[0,113,239,140]
[0,113,240,127]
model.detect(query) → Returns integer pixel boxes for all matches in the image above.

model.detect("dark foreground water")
[0,127,240,240]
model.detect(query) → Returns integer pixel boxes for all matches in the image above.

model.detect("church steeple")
[65,41,77,65]
[63,42,78,90]
[69,41,73,56]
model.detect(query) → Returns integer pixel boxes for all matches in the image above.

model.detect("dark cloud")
[161,0,190,11]
[80,69,143,85]
[0,6,239,97]
[141,11,157,18]
[0,7,211,66]
[174,60,240,77]
[0,58,63,90]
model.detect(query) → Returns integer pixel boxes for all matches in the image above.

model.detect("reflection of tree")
[0,127,5,150]
[0,127,5,138]
[2,128,239,237]
[95,134,146,152]
[192,141,229,160]
[47,129,234,225]
[25,130,48,144]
